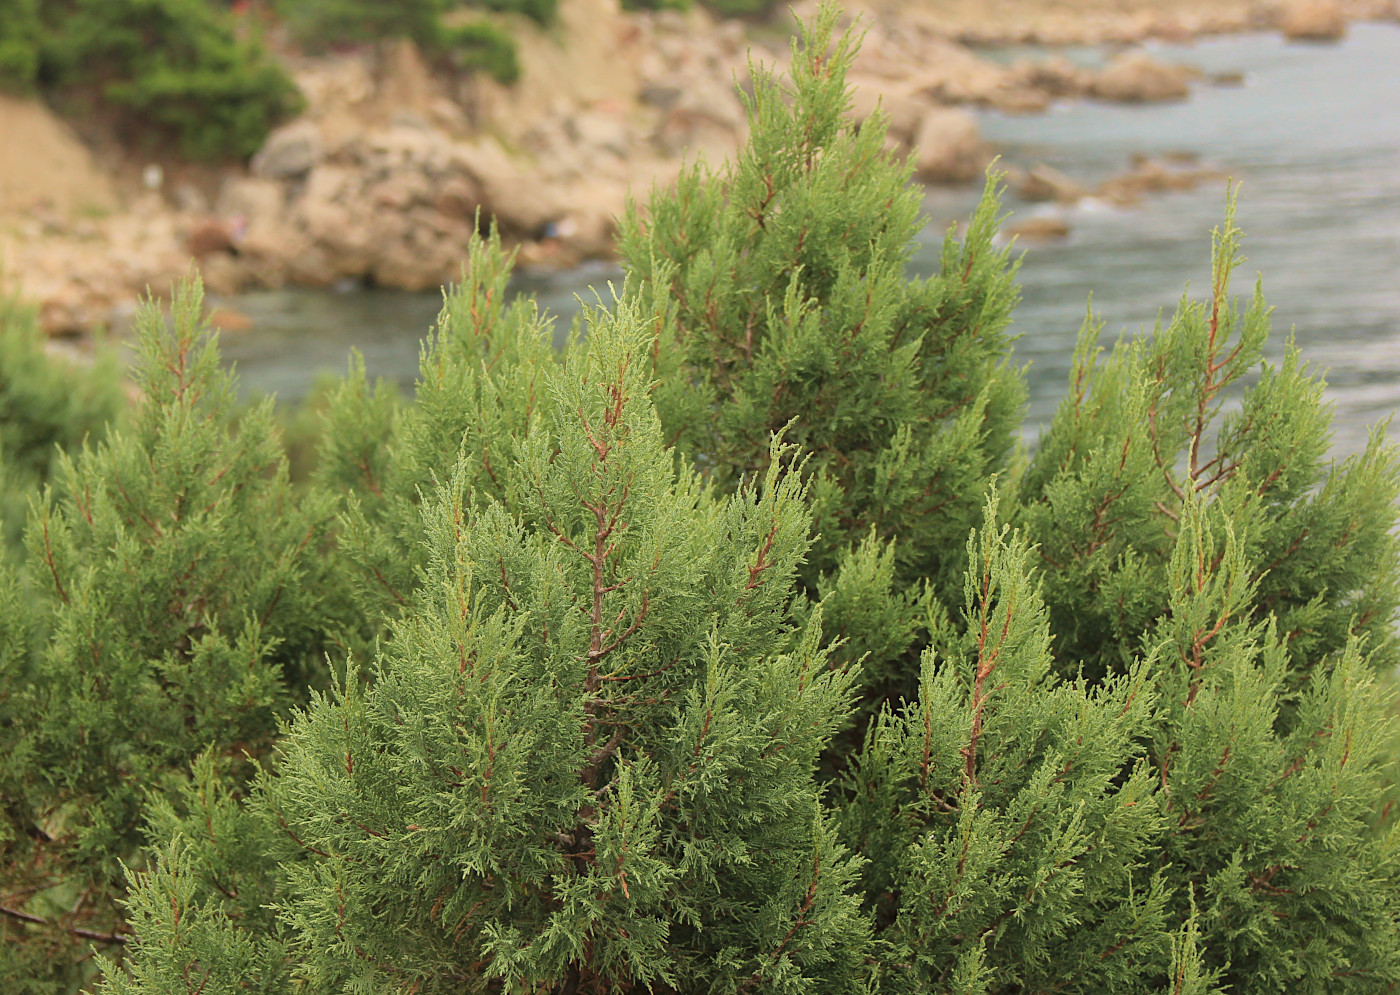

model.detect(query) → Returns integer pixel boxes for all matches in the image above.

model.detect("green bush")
[0,291,124,553]
[702,0,777,19]
[36,0,303,160]
[275,0,524,85]
[439,20,519,85]
[473,0,558,26]
[274,0,448,50]
[0,0,41,92]
[0,282,354,992]
[1,7,1398,994]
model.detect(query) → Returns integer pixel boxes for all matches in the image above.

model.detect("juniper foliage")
[314,230,557,629]
[0,282,343,992]
[2,8,1398,995]
[1014,202,1400,684]
[0,292,123,553]
[103,299,869,995]
[619,6,1025,636]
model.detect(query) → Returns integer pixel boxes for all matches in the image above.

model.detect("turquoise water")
[220,22,1400,456]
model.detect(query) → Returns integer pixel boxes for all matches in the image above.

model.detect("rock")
[251,119,323,180]
[171,183,209,214]
[1007,215,1071,241]
[456,139,563,237]
[216,177,285,231]
[197,253,251,296]
[652,107,741,161]
[1017,164,1088,203]
[1280,0,1347,40]
[435,177,482,220]
[1095,157,1225,206]
[640,83,683,111]
[1091,53,1194,103]
[1209,71,1247,87]
[568,111,633,158]
[848,80,937,145]
[39,293,87,337]
[1007,57,1093,99]
[185,217,237,258]
[0,93,118,217]
[297,165,375,272]
[910,107,989,185]
[206,307,253,332]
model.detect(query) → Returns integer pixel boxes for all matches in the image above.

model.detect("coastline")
[0,0,1393,338]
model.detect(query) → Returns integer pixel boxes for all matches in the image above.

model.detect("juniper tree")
[840,492,1400,992]
[619,7,1025,682]
[104,298,869,995]
[837,496,1182,994]
[831,208,1400,993]
[0,291,124,553]
[1013,199,1400,685]
[0,280,344,992]
[314,229,557,629]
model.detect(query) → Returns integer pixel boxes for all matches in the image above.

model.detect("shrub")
[0,0,41,92]
[619,7,1023,691]
[37,0,303,160]
[273,0,448,50]
[0,281,348,991]
[439,20,519,85]
[100,284,870,995]
[1,7,1397,994]
[0,291,124,554]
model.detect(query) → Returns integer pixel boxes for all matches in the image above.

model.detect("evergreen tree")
[0,290,124,553]
[2,8,1393,994]
[838,495,1178,993]
[314,228,557,630]
[103,296,869,994]
[0,280,343,992]
[836,206,1400,992]
[1014,200,1400,684]
[619,7,1025,685]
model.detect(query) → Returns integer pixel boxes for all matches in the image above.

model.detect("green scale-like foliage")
[0,281,344,992]
[1137,498,1400,993]
[315,230,558,629]
[7,8,1396,994]
[104,300,869,995]
[839,497,1182,994]
[619,7,1026,631]
[1015,199,1400,685]
[0,291,124,553]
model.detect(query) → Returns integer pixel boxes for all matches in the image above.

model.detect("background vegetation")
[1,7,1397,995]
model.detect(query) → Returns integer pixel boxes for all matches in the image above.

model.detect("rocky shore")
[0,0,1394,335]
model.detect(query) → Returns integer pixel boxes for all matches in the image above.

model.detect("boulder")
[847,80,930,145]
[652,107,741,161]
[1091,53,1194,103]
[1279,0,1347,40]
[1007,215,1071,241]
[216,176,285,231]
[568,111,633,158]
[1017,164,1088,203]
[251,120,323,180]
[455,139,563,237]
[910,107,989,185]
[1007,57,1093,99]
[185,217,238,258]
[1095,157,1224,206]
[435,176,482,220]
